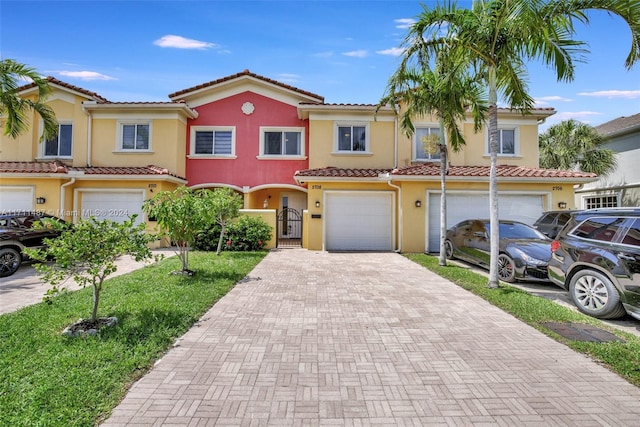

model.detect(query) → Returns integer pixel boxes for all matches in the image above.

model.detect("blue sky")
[2,0,639,132]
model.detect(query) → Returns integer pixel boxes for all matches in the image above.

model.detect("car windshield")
[485,222,547,239]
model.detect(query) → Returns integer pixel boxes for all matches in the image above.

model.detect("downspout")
[386,178,402,253]
[394,116,398,168]
[60,177,76,221]
[86,111,93,167]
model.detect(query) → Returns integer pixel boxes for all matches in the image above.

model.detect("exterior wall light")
[315,201,321,208]
[36,197,46,204]
[558,201,567,209]
[415,200,422,208]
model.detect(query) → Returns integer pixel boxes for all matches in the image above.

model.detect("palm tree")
[402,0,640,288]
[378,47,487,265]
[0,59,58,141]
[539,119,617,176]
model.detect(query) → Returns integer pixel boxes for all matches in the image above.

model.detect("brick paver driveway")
[103,249,640,426]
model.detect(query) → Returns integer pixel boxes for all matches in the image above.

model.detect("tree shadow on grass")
[105,307,199,346]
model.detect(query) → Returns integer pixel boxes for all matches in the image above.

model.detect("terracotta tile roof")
[295,167,393,178]
[595,112,640,135]
[168,69,325,102]
[393,164,597,178]
[1,161,185,180]
[295,164,597,180]
[0,160,68,174]
[18,77,109,102]
[67,165,185,180]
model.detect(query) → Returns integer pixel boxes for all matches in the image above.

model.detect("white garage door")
[80,190,145,224]
[0,187,34,212]
[427,192,544,252]
[325,192,394,251]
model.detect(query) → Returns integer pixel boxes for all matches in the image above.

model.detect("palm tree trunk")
[487,66,500,288]
[438,115,448,266]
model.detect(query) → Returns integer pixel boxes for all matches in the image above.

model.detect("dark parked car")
[444,219,552,283]
[548,208,640,320]
[532,210,575,239]
[0,211,68,277]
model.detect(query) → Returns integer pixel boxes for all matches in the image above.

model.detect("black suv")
[0,211,68,277]
[533,210,575,239]
[548,208,640,320]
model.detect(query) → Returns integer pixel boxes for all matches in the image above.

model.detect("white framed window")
[335,122,369,153]
[486,128,517,155]
[118,122,151,151]
[190,126,235,157]
[414,126,441,161]
[44,123,72,157]
[258,127,305,159]
[583,194,619,209]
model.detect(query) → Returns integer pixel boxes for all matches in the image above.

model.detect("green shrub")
[195,215,272,252]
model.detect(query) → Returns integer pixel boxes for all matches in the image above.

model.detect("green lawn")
[2,250,639,426]
[0,251,266,427]
[405,253,640,388]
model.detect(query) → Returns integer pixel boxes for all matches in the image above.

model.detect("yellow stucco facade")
[2,75,597,255]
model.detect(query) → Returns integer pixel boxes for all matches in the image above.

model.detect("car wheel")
[0,248,22,278]
[497,253,516,283]
[569,269,627,319]
[444,240,454,259]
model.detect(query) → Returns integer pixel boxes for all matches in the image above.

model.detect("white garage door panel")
[0,187,34,212]
[81,191,144,224]
[427,193,544,252]
[326,192,393,251]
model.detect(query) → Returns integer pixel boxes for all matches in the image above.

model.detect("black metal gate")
[277,208,302,248]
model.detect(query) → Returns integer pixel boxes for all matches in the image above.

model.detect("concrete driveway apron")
[103,249,640,426]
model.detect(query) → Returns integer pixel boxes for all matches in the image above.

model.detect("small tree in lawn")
[211,187,243,255]
[143,186,220,273]
[24,215,154,326]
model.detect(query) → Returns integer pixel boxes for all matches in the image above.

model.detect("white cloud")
[395,18,416,29]
[59,71,116,81]
[578,89,640,99]
[552,111,603,122]
[312,51,334,58]
[277,73,300,83]
[153,34,216,50]
[342,50,368,58]
[376,47,405,57]
[534,95,572,106]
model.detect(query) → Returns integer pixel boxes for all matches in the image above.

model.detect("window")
[414,126,441,161]
[487,128,516,155]
[190,127,235,157]
[571,216,626,242]
[119,122,150,151]
[622,219,640,247]
[259,127,304,157]
[336,123,367,152]
[44,123,72,157]
[584,195,618,209]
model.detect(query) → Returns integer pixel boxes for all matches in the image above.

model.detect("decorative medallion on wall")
[241,102,255,115]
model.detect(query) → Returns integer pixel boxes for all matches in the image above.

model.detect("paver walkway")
[102,249,640,426]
